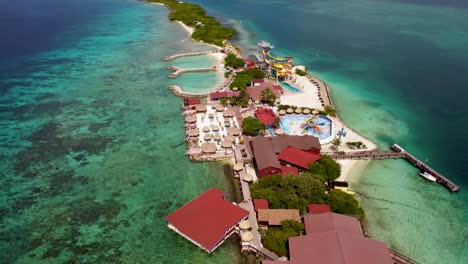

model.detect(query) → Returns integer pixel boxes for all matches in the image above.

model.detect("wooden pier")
[389,248,420,264]
[324,144,460,192]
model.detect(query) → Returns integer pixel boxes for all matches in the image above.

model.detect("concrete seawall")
[164,50,218,61]
[168,66,217,78]
[168,85,209,98]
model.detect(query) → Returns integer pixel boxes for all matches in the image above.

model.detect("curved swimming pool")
[280,115,333,141]
[280,82,301,93]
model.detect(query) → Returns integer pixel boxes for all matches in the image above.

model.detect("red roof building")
[249,135,321,178]
[165,188,249,253]
[244,59,255,68]
[278,147,321,170]
[253,199,269,211]
[253,78,265,85]
[281,165,299,175]
[304,212,363,235]
[263,212,393,264]
[247,82,282,102]
[286,231,393,264]
[183,97,201,106]
[307,204,331,214]
[209,91,241,101]
[255,108,277,126]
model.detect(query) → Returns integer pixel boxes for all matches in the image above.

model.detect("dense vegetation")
[251,173,364,219]
[260,220,304,256]
[327,190,365,219]
[295,68,307,76]
[251,175,326,214]
[224,53,244,68]
[149,0,236,46]
[229,68,266,90]
[220,69,266,107]
[241,117,266,136]
[308,154,342,183]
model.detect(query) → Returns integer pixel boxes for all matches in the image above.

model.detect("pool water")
[280,115,333,141]
[280,82,301,93]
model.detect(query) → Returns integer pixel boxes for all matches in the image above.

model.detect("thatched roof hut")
[195,104,207,112]
[201,143,217,154]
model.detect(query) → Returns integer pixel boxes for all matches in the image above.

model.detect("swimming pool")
[280,115,333,141]
[280,82,301,93]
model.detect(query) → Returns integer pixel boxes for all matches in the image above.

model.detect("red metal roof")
[210,91,240,100]
[288,231,393,264]
[281,165,299,175]
[253,199,269,211]
[307,204,331,214]
[278,147,321,170]
[183,97,201,106]
[246,83,281,101]
[304,212,363,235]
[253,78,265,84]
[165,188,249,252]
[255,108,277,125]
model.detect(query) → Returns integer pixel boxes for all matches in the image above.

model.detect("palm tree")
[260,88,277,106]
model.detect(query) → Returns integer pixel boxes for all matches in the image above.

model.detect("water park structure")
[257,41,294,81]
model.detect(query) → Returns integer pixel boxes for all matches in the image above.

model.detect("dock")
[164,50,218,61]
[389,248,420,264]
[167,66,217,78]
[324,144,460,192]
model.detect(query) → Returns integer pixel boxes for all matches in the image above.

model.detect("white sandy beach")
[280,74,323,110]
[278,73,378,182]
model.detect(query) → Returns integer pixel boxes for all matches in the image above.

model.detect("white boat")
[419,171,437,182]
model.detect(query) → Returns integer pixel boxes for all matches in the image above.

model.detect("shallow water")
[0,1,238,263]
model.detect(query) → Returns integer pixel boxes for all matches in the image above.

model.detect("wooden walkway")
[389,248,419,264]
[324,144,460,192]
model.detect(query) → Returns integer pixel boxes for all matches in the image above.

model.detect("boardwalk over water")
[324,144,460,192]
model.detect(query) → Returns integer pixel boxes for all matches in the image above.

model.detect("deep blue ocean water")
[1,0,467,263]
[0,0,239,263]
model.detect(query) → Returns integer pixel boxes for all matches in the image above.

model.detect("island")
[148,0,457,263]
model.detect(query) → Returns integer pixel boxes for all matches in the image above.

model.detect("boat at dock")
[419,171,437,182]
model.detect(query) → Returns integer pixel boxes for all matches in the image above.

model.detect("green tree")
[308,154,341,185]
[295,68,307,76]
[243,68,265,78]
[251,175,326,213]
[331,137,341,151]
[324,105,337,117]
[262,220,304,256]
[326,190,363,218]
[260,88,277,106]
[224,53,245,68]
[242,117,266,136]
[219,97,228,107]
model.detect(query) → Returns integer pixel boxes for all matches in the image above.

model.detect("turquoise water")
[193,0,468,263]
[170,72,222,94]
[280,115,332,140]
[280,82,301,93]
[0,1,239,263]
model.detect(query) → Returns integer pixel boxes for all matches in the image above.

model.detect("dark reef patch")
[88,120,112,132]
[14,122,114,175]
